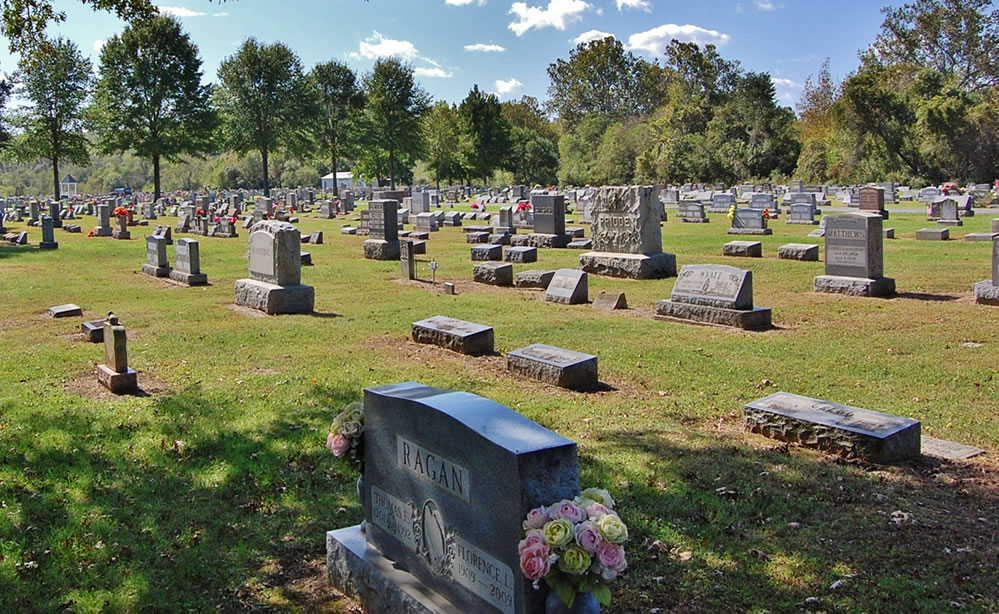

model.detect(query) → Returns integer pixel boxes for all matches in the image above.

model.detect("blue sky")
[3,0,905,110]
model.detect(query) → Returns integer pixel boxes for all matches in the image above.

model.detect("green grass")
[1,203,997,613]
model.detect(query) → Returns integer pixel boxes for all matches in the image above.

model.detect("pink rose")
[519,543,550,582]
[549,500,585,523]
[574,520,604,554]
[518,529,545,555]
[584,502,611,520]
[330,433,350,458]
[523,506,551,530]
[597,543,627,579]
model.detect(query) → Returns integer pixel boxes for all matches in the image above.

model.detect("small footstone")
[964,232,998,242]
[472,262,513,286]
[49,304,82,318]
[916,228,949,241]
[411,315,494,354]
[883,228,895,239]
[723,241,762,258]
[466,231,489,244]
[592,291,627,311]
[777,243,819,261]
[301,252,313,266]
[813,275,896,297]
[515,270,555,289]
[567,238,592,249]
[504,246,537,263]
[81,320,104,342]
[507,343,598,389]
[545,269,588,304]
[974,280,999,305]
[470,244,502,261]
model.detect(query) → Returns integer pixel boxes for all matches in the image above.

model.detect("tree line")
[1,0,996,199]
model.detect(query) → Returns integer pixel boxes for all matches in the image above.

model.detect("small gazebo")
[59,174,79,197]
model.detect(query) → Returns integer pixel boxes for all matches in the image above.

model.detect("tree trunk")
[389,150,396,189]
[52,157,60,201]
[153,153,161,202]
[331,143,339,197]
[262,148,270,197]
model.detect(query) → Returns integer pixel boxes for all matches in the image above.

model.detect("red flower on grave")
[228,216,238,224]
[213,216,221,223]
[289,207,295,213]
[112,206,128,217]
[517,201,532,212]
[87,229,95,237]
[196,208,206,217]
[265,212,273,219]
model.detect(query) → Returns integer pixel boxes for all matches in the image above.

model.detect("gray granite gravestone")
[530,193,567,243]
[170,239,208,286]
[678,201,708,223]
[364,199,402,260]
[473,262,514,286]
[744,392,920,463]
[96,313,138,393]
[327,382,578,614]
[787,203,818,225]
[936,199,962,226]
[778,243,819,261]
[234,221,314,314]
[545,269,588,304]
[749,193,776,211]
[507,344,598,389]
[400,240,415,281]
[709,193,735,213]
[858,186,888,219]
[592,291,627,310]
[141,235,171,277]
[729,208,771,235]
[814,213,895,297]
[973,239,999,305]
[655,264,771,330]
[579,186,676,279]
[94,204,113,237]
[411,316,494,354]
[48,304,82,318]
[39,216,58,250]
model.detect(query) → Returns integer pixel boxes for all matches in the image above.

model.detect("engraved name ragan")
[397,436,470,502]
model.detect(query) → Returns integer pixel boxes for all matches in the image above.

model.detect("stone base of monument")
[234,279,315,315]
[96,364,138,394]
[744,392,921,464]
[723,241,762,258]
[937,219,963,227]
[964,232,998,241]
[93,227,113,237]
[813,275,896,297]
[974,280,999,305]
[959,209,975,217]
[470,244,502,261]
[327,526,457,614]
[472,262,513,286]
[808,228,826,238]
[681,218,710,223]
[169,270,208,286]
[528,233,572,248]
[515,270,555,289]
[727,228,772,235]
[507,344,598,390]
[916,227,949,240]
[466,231,489,243]
[777,243,819,261]
[141,263,171,278]
[786,219,819,225]
[655,299,772,330]
[487,233,511,245]
[579,251,677,279]
[112,230,131,240]
[363,239,400,260]
[39,241,58,250]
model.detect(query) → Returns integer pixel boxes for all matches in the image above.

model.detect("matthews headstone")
[169,238,208,286]
[814,213,895,297]
[744,392,920,463]
[579,186,677,279]
[141,235,171,277]
[655,264,771,330]
[327,382,578,614]
[234,220,314,314]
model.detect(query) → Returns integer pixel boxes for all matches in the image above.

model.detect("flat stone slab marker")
[506,343,597,390]
[411,315,494,355]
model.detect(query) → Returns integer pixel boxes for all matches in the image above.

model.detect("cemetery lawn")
[1,205,998,613]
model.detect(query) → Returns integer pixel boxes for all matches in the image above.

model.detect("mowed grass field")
[1,201,997,613]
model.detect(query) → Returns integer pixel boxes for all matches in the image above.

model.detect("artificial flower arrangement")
[762,207,770,220]
[516,201,531,213]
[227,215,238,225]
[326,402,365,466]
[518,487,628,609]
[470,202,483,211]
[727,205,736,220]
[112,206,129,218]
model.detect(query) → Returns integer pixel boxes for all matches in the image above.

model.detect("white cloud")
[350,30,419,60]
[508,0,591,36]
[212,12,229,17]
[573,29,614,45]
[754,0,782,10]
[772,77,800,103]
[446,0,486,4]
[626,24,730,55]
[92,39,106,54]
[617,0,651,12]
[414,67,453,78]
[156,6,206,17]
[494,77,524,97]
[464,42,506,52]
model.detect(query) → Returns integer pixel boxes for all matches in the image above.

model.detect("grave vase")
[545,590,601,614]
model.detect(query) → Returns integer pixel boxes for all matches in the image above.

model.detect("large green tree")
[90,15,217,201]
[11,37,91,199]
[458,85,510,185]
[422,100,462,189]
[215,38,310,196]
[362,58,429,188]
[309,60,364,196]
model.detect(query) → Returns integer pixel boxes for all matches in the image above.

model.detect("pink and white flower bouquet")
[326,402,365,466]
[518,487,627,608]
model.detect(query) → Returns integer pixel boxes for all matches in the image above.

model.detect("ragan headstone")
[39,216,58,250]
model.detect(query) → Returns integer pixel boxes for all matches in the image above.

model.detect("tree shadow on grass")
[891,292,960,302]
[0,383,363,613]
[577,427,998,613]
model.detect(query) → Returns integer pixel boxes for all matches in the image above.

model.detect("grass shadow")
[891,292,960,302]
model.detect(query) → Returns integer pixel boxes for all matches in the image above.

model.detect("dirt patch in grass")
[240,553,361,613]
[226,303,268,318]
[64,369,171,400]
